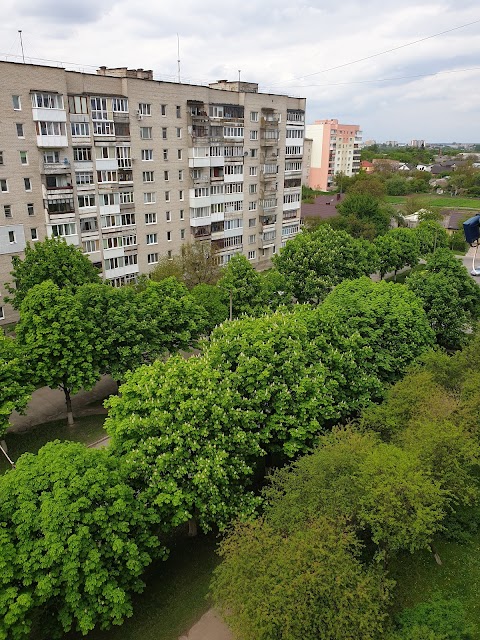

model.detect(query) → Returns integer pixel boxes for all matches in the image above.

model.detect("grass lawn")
[66,534,220,640]
[386,194,480,209]
[1,414,107,474]
[391,534,480,638]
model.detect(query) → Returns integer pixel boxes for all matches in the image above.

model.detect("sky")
[1,0,480,143]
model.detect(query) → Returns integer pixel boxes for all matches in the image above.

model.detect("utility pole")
[229,290,233,321]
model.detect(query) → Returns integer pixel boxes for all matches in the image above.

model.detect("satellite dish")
[244,151,249,156]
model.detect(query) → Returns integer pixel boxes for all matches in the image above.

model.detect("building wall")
[306,119,361,191]
[0,61,305,324]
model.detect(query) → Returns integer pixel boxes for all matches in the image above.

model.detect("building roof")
[442,210,469,230]
[301,194,345,220]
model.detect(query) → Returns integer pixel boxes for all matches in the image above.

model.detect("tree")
[349,176,387,198]
[414,221,449,257]
[105,354,263,534]
[393,597,475,640]
[149,243,221,289]
[0,334,32,439]
[375,228,420,279]
[5,237,99,309]
[273,226,377,304]
[258,269,293,312]
[337,193,392,236]
[318,278,435,384]
[217,254,263,317]
[0,442,161,639]
[190,283,229,333]
[211,517,391,640]
[385,176,408,196]
[16,281,101,425]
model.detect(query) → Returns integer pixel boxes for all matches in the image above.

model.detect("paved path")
[8,375,117,433]
[179,609,232,640]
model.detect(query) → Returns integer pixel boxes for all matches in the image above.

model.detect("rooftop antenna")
[238,69,241,84]
[18,30,25,63]
[177,33,181,83]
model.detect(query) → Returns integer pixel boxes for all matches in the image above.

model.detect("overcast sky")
[1,0,479,143]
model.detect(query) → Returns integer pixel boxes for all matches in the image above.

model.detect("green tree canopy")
[105,354,262,534]
[337,193,392,236]
[217,254,263,317]
[190,283,229,333]
[375,228,420,279]
[211,517,391,640]
[5,237,99,309]
[273,226,377,304]
[16,281,101,425]
[0,442,161,639]
[0,333,33,439]
[414,221,449,257]
[149,243,221,289]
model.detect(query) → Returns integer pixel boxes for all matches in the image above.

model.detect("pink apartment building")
[305,119,362,191]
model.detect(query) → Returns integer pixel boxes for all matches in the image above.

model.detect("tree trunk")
[64,387,74,426]
[430,543,442,565]
[188,517,198,537]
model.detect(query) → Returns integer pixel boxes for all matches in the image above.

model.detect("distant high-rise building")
[0,61,306,325]
[410,139,425,148]
[305,119,361,191]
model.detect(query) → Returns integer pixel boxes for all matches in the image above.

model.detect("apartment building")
[0,62,305,325]
[305,119,361,191]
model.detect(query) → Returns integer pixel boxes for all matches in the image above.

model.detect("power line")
[263,17,480,88]
[279,66,480,89]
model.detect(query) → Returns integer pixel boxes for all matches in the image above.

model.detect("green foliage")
[5,237,99,309]
[414,221,450,257]
[386,176,409,196]
[318,278,435,384]
[258,269,293,312]
[349,176,387,198]
[0,334,32,438]
[375,228,420,278]
[105,355,263,532]
[149,243,221,289]
[217,254,263,317]
[394,597,475,640]
[337,193,392,236]
[190,283,229,333]
[0,442,161,639]
[361,146,435,165]
[273,226,377,304]
[211,517,391,640]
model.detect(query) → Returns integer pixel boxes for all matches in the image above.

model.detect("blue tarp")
[463,215,480,245]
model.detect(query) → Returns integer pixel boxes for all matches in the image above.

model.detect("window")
[4,205,12,218]
[250,111,258,122]
[97,170,117,183]
[35,121,66,136]
[285,146,302,156]
[144,192,156,204]
[8,230,16,244]
[166,211,171,222]
[225,183,243,194]
[249,218,256,227]
[119,191,134,204]
[93,121,114,136]
[248,202,257,211]
[178,170,184,181]
[209,106,224,118]
[1,180,8,192]
[142,149,153,161]
[83,239,99,253]
[31,93,64,109]
[163,149,168,160]
[0,307,4,320]
[164,170,169,181]
[73,147,92,161]
[19,151,28,165]
[147,252,159,264]
[167,231,172,241]
[24,178,32,192]
[248,234,256,244]
[145,212,157,224]
[249,184,257,194]
[27,203,34,216]
[249,166,258,176]
[68,95,88,114]
[51,223,77,237]
[248,250,256,260]
[90,97,107,120]
[12,95,21,110]
[177,149,183,160]
[112,98,128,112]
[179,209,184,220]
[75,171,94,185]
[161,104,166,116]
[224,164,243,176]
[80,217,98,233]
[31,228,38,241]
[250,149,258,158]
[162,127,167,139]
[146,233,158,245]
[142,171,154,182]
[250,130,258,140]
[78,194,96,208]
[16,123,24,138]
[138,103,151,116]
[71,122,90,137]
[100,193,119,207]
[165,191,170,202]
[223,126,244,138]
[176,105,181,118]
[0,151,3,165]
[97,147,112,160]
[180,228,185,239]
[176,127,182,138]
[179,190,184,201]
[140,127,152,139]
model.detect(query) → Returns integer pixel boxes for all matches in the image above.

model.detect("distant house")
[416,164,432,172]
[361,160,374,173]
[442,210,468,235]
[301,194,345,224]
